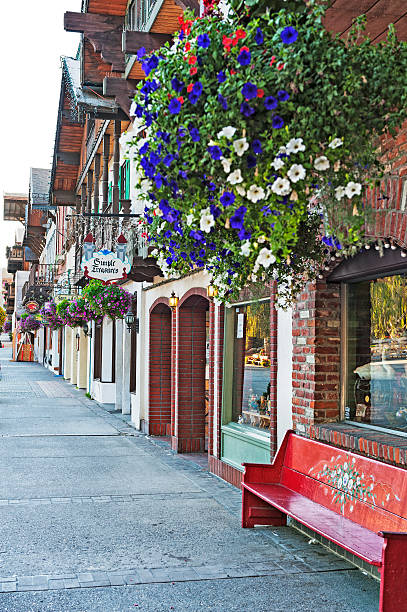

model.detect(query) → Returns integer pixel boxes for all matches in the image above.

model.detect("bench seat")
[244,482,383,565]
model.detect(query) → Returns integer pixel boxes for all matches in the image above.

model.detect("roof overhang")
[3,193,27,222]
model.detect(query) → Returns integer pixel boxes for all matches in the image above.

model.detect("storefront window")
[346,274,407,431]
[231,301,271,430]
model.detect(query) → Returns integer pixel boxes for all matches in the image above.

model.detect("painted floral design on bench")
[310,457,377,514]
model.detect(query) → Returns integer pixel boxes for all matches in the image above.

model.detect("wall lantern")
[125,312,139,333]
[169,291,179,310]
[82,322,92,338]
[207,285,218,300]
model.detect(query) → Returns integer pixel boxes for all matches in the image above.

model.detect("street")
[0,347,379,611]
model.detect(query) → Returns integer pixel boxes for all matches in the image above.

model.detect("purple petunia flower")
[240,101,255,117]
[218,94,228,110]
[255,27,264,45]
[189,93,200,104]
[171,77,184,93]
[264,96,278,110]
[197,33,211,48]
[237,49,251,66]
[137,47,146,60]
[277,90,290,101]
[252,139,262,154]
[280,26,299,44]
[217,70,226,83]
[192,81,203,95]
[220,191,235,207]
[189,127,200,142]
[247,155,257,168]
[238,228,252,240]
[272,115,284,129]
[241,82,257,99]
[230,206,247,230]
[168,99,181,114]
[139,142,149,155]
[208,145,223,160]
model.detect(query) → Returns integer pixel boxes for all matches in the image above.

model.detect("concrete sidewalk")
[0,347,379,611]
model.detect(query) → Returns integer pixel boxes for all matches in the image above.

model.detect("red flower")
[230,69,237,75]
[185,42,191,52]
[235,29,246,40]
[270,56,276,66]
[167,93,172,99]
[187,83,194,93]
[232,36,239,46]
[257,88,264,98]
[222,35,232,51]
[277,62,285,71]
[189,66,198,75]
[177,96,184,104]
[240,46,249,52]
[188,55,197,65]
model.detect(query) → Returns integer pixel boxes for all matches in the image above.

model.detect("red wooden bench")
[242,430,407,612]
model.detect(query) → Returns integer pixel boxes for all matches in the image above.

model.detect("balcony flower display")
[39,301,64,331]
[56,298,98,328]
[129,0,407,303]
[82,280,132,320]
[19,313,41,333]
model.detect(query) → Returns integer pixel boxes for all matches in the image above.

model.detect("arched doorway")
[149,302,172,436]
[175,293,209,453]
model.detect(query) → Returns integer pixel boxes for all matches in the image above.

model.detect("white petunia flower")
[328,138,343,149]
[186,213,195,226]
[217,126,237,140]
[200,209,215,233]
[278,146,288,155]
[335,186,346,201]
[287,164,306,183]
[227,169,243,184]
[140,179,152,193]
[286,138,306,154]
[233,138,249,157]
[345,181,362,199]
[240,241,251,257]
[221,157,232,173]
[235,185,246,196]
[246,184,266,203]
[271,177,291,196]
[314,156,330,171]
[271,157,285,171]
[258,236,266,244]
[255,247,276,269]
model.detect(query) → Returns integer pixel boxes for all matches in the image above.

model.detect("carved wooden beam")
[103,77,138,117]
[122,31,173,55]
[64,12,125,72]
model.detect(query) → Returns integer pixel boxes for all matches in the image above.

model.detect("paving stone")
[1,583,16,592]
[63,579,80,589]
[47,579,66,589]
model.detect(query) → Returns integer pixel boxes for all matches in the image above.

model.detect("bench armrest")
[242,462,279,484]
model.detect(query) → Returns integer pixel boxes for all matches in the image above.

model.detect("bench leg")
[242,489,287,528]
[379,532,407,612]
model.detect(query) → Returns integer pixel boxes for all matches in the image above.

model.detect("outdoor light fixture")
[82,322,92,338]
[169,291,179,310]
[125,312,139,333]
[207,285,218,300]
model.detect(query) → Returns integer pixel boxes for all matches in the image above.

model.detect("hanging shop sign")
[81,249,131,283]
[81,233,131,283]
[25,300,40,313]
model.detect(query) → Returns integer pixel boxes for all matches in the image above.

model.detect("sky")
[0,1,81,268]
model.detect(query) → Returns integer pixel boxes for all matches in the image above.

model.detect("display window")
[345,274,407,432]
[230,301,271,431]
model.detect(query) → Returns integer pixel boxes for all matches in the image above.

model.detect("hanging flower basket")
[83,280,132,320]
[40,301,64,331]
[0,307,6,330]
[56,298,99,328]
[128,0,407,303]
[3,321,11,333]
[19,314,41,333]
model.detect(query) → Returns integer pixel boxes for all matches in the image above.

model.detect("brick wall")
[149,304,172,436]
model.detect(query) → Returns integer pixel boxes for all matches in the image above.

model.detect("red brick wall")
[149,304,172,436]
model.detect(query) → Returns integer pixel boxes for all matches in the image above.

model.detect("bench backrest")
[280,433,407,533]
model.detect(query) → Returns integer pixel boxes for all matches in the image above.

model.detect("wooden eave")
[3,194,27,222]
[324,0,407,42]
[65,12,125,72]
[87,0,128,17]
